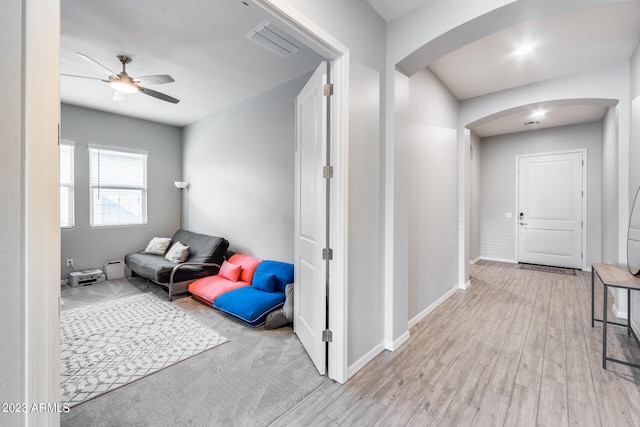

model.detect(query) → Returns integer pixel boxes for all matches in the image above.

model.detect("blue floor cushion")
[214,287,285,327]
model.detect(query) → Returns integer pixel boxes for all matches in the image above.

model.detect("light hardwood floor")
[272,261,640,426]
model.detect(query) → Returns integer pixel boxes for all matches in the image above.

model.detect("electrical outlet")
[66,259,73,268]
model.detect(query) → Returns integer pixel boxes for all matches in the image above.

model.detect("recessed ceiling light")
[514,45,535,56]
[531,109,546,119]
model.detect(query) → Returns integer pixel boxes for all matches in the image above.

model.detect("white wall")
[0,1,25,423]
[629,42,640,333]
[470,131,482,262]
[602,106,619,263]
[406,68,459,322]
[2,0,60,424]
[348,62,383,367]
[61,104,182,278]
[461,64,630,264]
[183,74,310,261]
[279,0,387,373]
[385,0,634,345]
[479,122,602,266]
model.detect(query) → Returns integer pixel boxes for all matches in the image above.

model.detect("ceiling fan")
[62,52,180,104]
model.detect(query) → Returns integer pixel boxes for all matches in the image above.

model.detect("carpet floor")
[61,292,229,407]
[60,278,329,427]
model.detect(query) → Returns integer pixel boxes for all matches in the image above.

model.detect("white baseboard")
[384,330,411,352]
[469,257,481,265]
[348,342,386,380]
[478,256,517,264]
[459,280,471,290]
[408,285,459,329]
[613,303,628,320]
[632,317,640,339]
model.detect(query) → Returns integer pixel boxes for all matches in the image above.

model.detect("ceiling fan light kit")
[63,52,180,104]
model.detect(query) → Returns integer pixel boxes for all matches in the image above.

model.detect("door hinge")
[581,252,584,259]
[323,166,334,179]
[581,221,584,228]
[322,248,333,260]
[322,329,333,342]
[323,84,334,96]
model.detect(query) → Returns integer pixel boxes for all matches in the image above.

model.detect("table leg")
[591,268,595,328]
[628,288,632,336]
[603,284,608,369]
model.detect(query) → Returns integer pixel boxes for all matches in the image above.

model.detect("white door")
[518,152,584,269]
[294,62,327,375]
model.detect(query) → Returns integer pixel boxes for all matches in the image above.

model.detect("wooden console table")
[591,263,640,369]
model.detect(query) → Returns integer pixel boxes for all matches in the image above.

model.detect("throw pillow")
[283,283,294,321]
[165,241,190,263]
[144,237,171,255]
[265,309,289,329]
[252,271,277,293]
[219,261,242,282]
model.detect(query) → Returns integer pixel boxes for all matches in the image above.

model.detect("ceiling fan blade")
[134,75,175,85]
[61,73,109,82]
[113,91,126,101]
[76,52,118,79]
[139,86,180,104]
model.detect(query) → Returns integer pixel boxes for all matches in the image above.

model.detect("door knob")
[520,222,528,226]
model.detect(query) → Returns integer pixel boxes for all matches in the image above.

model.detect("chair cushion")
[188,254,262,305]
[165,241,190,263]
[144,237,171,255]
[253,260,294,293]
[188,276,250,305]
[228,253,263,283]
[219,261,241,282]
[170,229,229,264]
[252,271,277,293]
[214,287,286,327]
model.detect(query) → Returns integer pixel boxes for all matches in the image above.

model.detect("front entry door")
[518,151,584,269]
[294,62,328,375]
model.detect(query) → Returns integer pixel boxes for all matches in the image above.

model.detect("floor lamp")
[174,181,189,229]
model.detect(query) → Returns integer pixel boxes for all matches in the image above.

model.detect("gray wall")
[479,122,603,267]
[602,106,619,263]
[470,131,482,262]
[405,67,460,322]
[630,42,640,333]
[186,0,387,373]
[0,0,24,422]
[60,104,182,278]
[348,62,383,366]
[182,74,311,261]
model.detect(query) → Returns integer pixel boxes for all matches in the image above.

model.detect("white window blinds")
[60,142,75,228]
[89,147,148,226]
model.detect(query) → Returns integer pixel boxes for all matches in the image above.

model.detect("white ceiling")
[60,0,323,127]
[62,1,640,136]
[367,0,640,137]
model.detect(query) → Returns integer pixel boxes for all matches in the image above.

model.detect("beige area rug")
[60,292,229,407]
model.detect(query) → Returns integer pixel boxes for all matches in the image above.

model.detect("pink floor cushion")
[188,253,262,305]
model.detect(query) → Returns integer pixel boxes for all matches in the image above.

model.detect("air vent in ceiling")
[246,21,303,58]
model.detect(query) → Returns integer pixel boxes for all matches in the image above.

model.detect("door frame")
[252,0,349,383]
[514,149,588,271]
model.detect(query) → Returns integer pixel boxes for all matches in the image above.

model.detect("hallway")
[273,261,640,426]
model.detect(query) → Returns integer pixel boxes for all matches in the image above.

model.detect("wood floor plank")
[515,351,543,391]
[503,383,539,427]
[271,262,640,427]
[568,398,601,427]
[537,378,569,427]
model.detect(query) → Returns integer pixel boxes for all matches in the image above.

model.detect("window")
[89,146,148,226]
[60,142,75,228]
